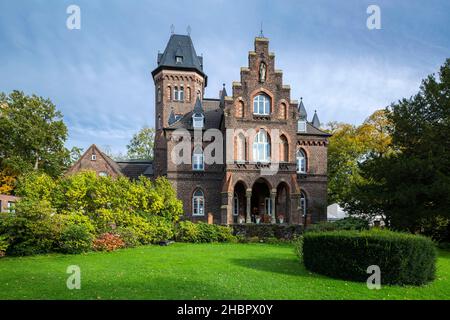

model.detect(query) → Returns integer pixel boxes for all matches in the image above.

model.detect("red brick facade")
[153,35,330,226]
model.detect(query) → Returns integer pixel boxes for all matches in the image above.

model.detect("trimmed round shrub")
[59,224,93,254]
[302,229,436,285]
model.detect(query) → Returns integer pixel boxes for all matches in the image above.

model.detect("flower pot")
[279,218,284,224]
[255,217,261,224]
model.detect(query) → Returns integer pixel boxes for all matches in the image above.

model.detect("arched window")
[280,135,288,162]
[235,101,244,118]
[157,87,161,103]
[167,86,172,101]
[187,87,191,102]
[300,191,307,216]
[253,94,270,115]
[192,146,204,170]
[253,129,270,162]
[174,86,179,101]
[192,189,205,216]
[296,149,306,173]
[280,103,287,119]
[179,86,184,101]
[235,133,246,161]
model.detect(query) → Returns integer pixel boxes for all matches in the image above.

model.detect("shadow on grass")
[230,257,330,280]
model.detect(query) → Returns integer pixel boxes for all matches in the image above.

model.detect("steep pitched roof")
[116,160,154,180]
[193,97,204,115]
[312,110,321,128]
[167,98,222,130]
[298,98,307,120]
[152,34,206,79]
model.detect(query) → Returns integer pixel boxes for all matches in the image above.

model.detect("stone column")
[246,188,252,223]
[270,189,277,224]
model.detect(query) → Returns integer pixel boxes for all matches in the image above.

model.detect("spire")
[312,110,321,128]
[298,97,307,120]
[193,96,204,115]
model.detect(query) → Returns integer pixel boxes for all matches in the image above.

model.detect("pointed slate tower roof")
[298,97,307,120]
[193,97,204,116]
[152,34,206,82]
[219,83,227,108]
[312,110,321,128]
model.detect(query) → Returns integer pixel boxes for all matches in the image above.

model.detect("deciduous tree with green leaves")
[126,126,155,160]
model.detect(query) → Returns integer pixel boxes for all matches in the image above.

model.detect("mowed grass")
[0,243,449,300]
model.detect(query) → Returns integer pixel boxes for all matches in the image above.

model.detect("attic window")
[91,154,97,161]
[176,56,183,63]
[193,114,204,129]
[297,120,307,133]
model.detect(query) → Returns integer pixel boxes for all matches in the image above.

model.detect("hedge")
[302,229,436,285]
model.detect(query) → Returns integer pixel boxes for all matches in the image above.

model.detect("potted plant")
[255,216,261,224]
[277,214,285,224]
[238,214,245,224]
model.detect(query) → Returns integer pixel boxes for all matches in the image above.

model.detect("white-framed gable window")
[99,171,108,177]
[252,129,270,162]
[253,94,270,115]
[297,120,307,132]
[192,189,205,216]
[91,154,97,161]
[296,149,306,173]
[192,146,204,171]
[193,114,204,129]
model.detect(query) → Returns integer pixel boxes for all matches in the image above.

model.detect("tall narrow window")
[297,120,306,132]
[174,86,179,101]
[7,201,15,214]
[192,189,205,216]
[280,135,288,162]
[157,87,161,103]
[253,94,270,115]
[179,86,184,101]
[187,87,191,102]
[296,149,306,173]
[252,129,270,162]
[167,86,172,101]
[233,193,239,216]
[193,146,204,171]
[300,192,307,216]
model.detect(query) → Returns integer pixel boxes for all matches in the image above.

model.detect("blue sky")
[0,0,449,154]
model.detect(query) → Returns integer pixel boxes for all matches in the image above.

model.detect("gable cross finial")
[259,21,264,37]
[187,25,191,36]
[170,24,175,34]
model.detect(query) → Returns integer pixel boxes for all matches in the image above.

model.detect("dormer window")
[193,114,204,129]
[176,56,183,64]
[297,120,307,132]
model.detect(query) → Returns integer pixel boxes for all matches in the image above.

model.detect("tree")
[326,110,392,204]
[126,126,155,160]
[346,59,450,234]
[0,91,70,179]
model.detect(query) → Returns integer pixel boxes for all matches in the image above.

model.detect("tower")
[151,34,208,176]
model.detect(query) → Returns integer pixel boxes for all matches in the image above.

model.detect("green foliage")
[114,227,141,248]
[0,235,9,257]
[306,217,370,233]
[126,126,155,160]
[0,90,70,179]
[302,229,437,285]
[175,221,235,243]
[59,223,93,254]
[346,59,450,234]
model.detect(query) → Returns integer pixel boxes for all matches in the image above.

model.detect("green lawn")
[0,243,449,300]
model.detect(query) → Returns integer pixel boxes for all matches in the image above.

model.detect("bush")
[92,233,125,252]
[114,227,141,248]
[175,221,235,243]
[305,217,369,233]
[59,223,93,254]
[0,235,9,257]
[302,229,436,285]
[147,215,174,242]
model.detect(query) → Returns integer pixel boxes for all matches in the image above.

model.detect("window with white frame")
[7,201,15,213]
[176,56,183,63]
[193,114,204,129]
[252,129,270,162]
[192,146,204,170]
[91,154,97,161]
[179,86,184,101]
[300,192,307,216]
[99,171,108,177]
[296,149,306,173]
[174,86,179,101]
[253,94,270,115]
[192,189,204,216]
[297,120,306,132]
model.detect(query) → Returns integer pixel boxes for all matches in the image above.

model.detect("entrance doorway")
[250,179,271,223]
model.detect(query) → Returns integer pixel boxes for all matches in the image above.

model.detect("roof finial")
[259,21,264,37]
[170,24,175,34]
[300,97,303,101]
[187,25,191,36]
[223,83,225,88]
